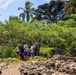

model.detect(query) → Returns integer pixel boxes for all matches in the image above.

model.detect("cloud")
[0,0,14,8]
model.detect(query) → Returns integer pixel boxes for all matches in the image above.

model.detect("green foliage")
[35,1,65,22]
[0,14,76,57]
[26,56,48,62]
[40,46,53,56]
[0,46,17,58]
[3,57,20,64]
[63,0,76,15]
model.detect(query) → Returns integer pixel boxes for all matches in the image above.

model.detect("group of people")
[15,42,40,60]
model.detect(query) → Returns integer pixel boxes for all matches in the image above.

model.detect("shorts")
[24,51,27,55]
[20,52,24,56]
[27,51,31,56]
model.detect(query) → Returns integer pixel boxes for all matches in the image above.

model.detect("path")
[0,62,25,75]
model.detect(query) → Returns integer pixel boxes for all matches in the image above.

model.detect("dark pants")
[20,52,24,60]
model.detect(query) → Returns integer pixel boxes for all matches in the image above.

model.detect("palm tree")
[64,0,76,15]
[18,1,35,22]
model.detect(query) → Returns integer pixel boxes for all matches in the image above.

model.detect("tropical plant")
[18,1,35,22]
[63,0,76,15]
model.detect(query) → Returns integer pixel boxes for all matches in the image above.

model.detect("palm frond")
[18,7,25,11]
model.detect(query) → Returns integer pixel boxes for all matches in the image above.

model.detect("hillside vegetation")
[0,14,76,58]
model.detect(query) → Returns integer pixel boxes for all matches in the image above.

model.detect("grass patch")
[26,56,48,62]
[0,57,21,64]
[40,47,54,56]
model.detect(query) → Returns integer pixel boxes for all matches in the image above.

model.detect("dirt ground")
[0,62,25,75]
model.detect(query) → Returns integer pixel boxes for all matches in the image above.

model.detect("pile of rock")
[19,55,76,75]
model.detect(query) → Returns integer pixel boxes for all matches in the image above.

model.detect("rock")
[37,66,45,71]
[24,72,28,75]
[51,71,59,75]
[19,55,76,75]
[45,63,51,69]
[19,67,25,72]
[28,71,43,75]
[37,72,43,75]
[55,61,61,69]
[0,70,2,74]
[46,69,55,74]
[50,62,55,68]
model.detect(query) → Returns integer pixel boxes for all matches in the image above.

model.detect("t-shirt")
[15,46,19,52]
[24,44,28,52]
[18,46,24,53]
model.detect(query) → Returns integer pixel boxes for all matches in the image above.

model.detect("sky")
[0,0,50,22]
